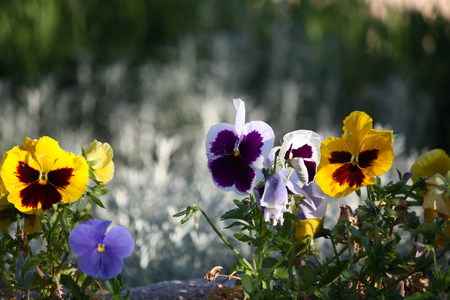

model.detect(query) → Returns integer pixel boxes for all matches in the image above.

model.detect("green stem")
[196,206,254,271]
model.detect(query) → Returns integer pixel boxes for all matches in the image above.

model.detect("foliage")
[175,103,450,299]
[0,138,132,299]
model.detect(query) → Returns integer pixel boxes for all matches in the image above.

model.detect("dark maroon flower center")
[16,161,74,210]
[329,149,379,187]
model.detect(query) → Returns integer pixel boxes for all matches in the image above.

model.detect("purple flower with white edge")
[206,99,275,195]
[69,219,135,280]
[258,171,289,226]
[279,130,321,187]
[288,181,328,221]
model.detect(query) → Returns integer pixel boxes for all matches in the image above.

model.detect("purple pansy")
[279,130,321,187]
[206,99,275,195]
[288,181,328,221]
[69,220,135,280]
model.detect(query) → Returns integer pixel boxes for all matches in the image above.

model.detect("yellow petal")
[316,163,350,198]
[52,152,89,204]
[410,149,450,183]
[85,140,114,170]
[1,146,39,192]
[359,129,394,176]
[92,161,115,183]
[342,111,373,156]
[24,214,42,235]
[34,137,66,173]
[318,137,350,170]
[295,218,323,242]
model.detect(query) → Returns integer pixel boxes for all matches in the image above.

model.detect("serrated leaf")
[224,221,248,229]
[384,207,400,218]
[21,255,45,278]
[105,276,121,296]
[350,226,370,252]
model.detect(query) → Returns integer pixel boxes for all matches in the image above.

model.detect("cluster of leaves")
[176,175,450,299]
[0,185,129,299]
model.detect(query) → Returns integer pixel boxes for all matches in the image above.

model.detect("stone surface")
[123,278,236,300]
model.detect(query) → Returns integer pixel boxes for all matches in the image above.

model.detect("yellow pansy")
[0,136,89,214]
[316,111,394,198]
[410,149,450,183]
[85,140,115,183]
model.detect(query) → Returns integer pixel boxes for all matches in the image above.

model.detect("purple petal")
[79,248,124,280]
[102,226,135,258]
[83,220,112,236]
[239,130,264,165]
[304,160,317,183]
[69,224,103,256]
[260,172,288,209]
[242,121,275,170]
[233,99,245,136]
[206,126,238,160]
[297,182,328,220]
[208,155,256,195]
[291,144,313,159]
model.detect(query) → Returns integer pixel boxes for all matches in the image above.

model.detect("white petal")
[233,99,245,136]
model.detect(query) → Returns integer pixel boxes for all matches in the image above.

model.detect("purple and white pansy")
[206,99,275,195]
[279,130,321,187]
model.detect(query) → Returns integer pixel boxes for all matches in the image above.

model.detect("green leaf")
[384,207,400,218]
[233,232,252,242]
[240,274,254,295]
[413,222,443,237]
[296,266,317,288]
[81,276,93,292]
[60,274,81,297]
[87,158,101,168]
[350,226,370,251]
[21,254,45,278]
[273,267,289,280]
[221,208,244,220]
[87,192,106,209]
[90,187,110,197]
[340,270,359,281]
[105,276,122,296]
[224,221,248,229]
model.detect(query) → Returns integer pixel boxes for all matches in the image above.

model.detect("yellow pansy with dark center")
[316,111,394,198]
[1,136,89,214]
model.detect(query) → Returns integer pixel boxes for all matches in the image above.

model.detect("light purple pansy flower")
[69,220,135,280]
[279,130,321,187]
[256,147,326,225]
[206,99,275,195]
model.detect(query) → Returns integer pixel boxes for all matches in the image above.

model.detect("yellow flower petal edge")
[0,137,89,214]
[410,149,450,183]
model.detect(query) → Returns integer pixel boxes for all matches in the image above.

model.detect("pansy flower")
[69,219,135,280]
[316,111,394,198]
[293,182,328,243]
[410,149,450,247]
[279,130,321,187]
[0,137,89,214]
[84,140,115,184]
[256,147,326,226]
[206,99,275,195]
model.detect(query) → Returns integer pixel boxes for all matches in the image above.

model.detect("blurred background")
[0,0,449,287]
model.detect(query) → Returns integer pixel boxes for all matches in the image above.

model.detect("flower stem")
[196,206,254,271]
